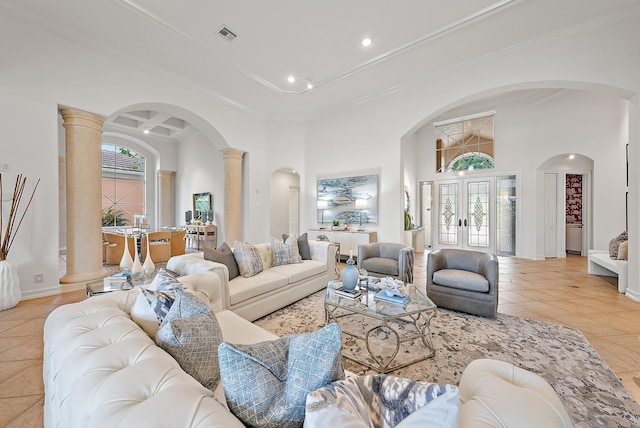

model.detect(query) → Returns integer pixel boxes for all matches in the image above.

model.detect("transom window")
[101,145,145,227]
[434,113,495,173]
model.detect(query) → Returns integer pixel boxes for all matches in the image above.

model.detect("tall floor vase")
[131,235,144,277]
[0,260,21,311]
[143,235,155,276]
[120,235,134,272]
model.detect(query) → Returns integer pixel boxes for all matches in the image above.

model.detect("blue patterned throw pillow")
[156,289,223,390]
[218,323,344,428]
[305,374,459,427]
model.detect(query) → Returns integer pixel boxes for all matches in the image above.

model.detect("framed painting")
[317,174,378,225]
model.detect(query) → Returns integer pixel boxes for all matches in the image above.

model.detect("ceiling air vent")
[217,26,237,41]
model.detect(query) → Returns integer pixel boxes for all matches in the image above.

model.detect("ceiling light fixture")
[361,37,372,47]
[143,128,150,134]
[306,79,313,90]
[569,154,575,160]
[287,75,296,83]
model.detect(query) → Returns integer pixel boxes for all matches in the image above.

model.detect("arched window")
[435,113,495,173]
[448,152,495,171]
[101,145,145,227]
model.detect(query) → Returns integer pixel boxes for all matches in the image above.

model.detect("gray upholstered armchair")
[426,249,499,318]
[358,243,414,284]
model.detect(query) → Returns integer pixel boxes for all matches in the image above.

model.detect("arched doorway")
[539,154,594,258]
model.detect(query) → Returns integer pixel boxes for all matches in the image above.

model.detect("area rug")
[254,290,640,427]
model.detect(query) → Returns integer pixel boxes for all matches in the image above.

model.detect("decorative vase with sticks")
[1,174,40,311]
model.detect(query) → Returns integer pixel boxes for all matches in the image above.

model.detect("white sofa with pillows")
[166,235,335,321]
[43,273,574,428]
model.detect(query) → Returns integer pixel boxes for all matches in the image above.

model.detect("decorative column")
[60,108,108,283]
[222,148,244,244]
[157,170,175,228]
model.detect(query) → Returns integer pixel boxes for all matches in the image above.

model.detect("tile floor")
[1,253,639,426]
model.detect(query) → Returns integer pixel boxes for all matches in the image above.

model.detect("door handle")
[458,219,462,227]
[464,219,468,227]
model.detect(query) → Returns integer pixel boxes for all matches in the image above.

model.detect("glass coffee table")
[85,270,179,297]
[324,280,437,373]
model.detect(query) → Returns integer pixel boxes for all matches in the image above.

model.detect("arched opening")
[538,153,594,258]
[402,84,629,260]
[58,102,233,287]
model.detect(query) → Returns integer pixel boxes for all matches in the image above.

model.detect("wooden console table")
[185,224,217,251]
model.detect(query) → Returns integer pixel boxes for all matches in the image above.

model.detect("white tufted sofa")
[44,276,573,427]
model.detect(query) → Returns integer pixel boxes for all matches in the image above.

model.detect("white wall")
[0,13,267,298]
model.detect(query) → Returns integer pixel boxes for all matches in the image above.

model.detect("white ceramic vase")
[0,260,21,311]
[143,235,155,275]
[119,234,134,272]
[131,235,144,277]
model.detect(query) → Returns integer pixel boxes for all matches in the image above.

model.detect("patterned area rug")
[254,289,640,427]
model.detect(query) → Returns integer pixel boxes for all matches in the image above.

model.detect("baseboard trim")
[21,287,61,301]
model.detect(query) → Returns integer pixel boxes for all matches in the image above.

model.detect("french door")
[432,175,517,256]
[435,177,494,252]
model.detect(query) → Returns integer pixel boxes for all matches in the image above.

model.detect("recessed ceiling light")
[569,154,575,160]
[287,75,296,83]
[143,128,150,134]
[361,37,372,47]
[306,80,313,89]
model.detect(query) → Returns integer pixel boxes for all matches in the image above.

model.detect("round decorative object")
[341,259,359,291]
[0,260,21,311]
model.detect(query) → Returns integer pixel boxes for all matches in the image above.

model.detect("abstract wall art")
[317,174,378,225]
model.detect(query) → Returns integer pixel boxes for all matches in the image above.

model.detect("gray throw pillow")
[283,233,312,260]
[204,242,240,280]
[156,289,223,390]
[233,241,263,278]
[218,323,344,428]
[608,231,628,259]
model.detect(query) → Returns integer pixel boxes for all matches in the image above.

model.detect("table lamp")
[317,200,328,229]
[355,199,367,231]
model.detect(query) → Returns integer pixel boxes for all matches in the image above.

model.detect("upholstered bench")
[588,249,628,293]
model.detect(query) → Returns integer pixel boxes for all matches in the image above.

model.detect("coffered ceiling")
[3,0,638,139]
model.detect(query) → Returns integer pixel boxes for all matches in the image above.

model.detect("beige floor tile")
[0,395,42,427]
[6,396,43,428]
[0,360,44,399]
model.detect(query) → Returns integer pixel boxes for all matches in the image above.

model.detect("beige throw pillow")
[617,240,628,261]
